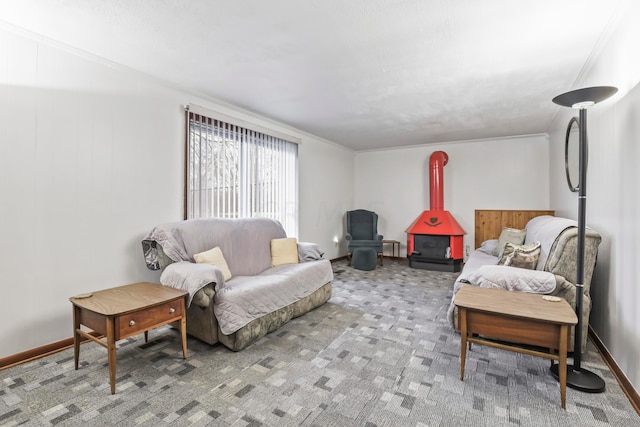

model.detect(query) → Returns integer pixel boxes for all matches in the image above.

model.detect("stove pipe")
[429,151,448,211]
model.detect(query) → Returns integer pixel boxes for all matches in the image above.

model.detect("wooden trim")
[589,326,640,415]
[0,332,101,371]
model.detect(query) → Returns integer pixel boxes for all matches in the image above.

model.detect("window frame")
[183,105,300,236]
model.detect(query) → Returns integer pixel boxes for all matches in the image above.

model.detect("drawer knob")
[129,320,136,326]
[169,308,176,314]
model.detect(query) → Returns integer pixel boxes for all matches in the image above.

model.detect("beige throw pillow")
[501,241,541,270]
[497,242,518,265]
[498,241,540,265]
[271,237,299,266]
[492,227,527,256]
[194,246,233,281]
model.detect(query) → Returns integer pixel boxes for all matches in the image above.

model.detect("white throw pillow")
[477,239,499,255]
[271,237,299,266]
[194,246,233,281]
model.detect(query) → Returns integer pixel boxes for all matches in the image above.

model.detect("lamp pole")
[550,86,617,393]
[573,106,587,372]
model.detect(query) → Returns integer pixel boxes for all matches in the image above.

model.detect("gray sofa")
[447,215,601,353]
[142,217,333,351]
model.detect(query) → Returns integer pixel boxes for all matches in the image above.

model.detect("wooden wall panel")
[474,210,555,248]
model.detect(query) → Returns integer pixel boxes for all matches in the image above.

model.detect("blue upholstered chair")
[346,209,384,266]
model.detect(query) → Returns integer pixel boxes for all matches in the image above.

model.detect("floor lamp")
[550,86,617,393]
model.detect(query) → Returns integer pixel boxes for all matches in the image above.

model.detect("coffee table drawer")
[116,299,184,339]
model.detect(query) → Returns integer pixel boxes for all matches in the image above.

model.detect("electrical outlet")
[465,245,470,256]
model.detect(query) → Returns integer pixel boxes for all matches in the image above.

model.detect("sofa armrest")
[160,261,225,306]
[464,265,556,294]
[548,274,590,353]
[545,227,601,297]
[191,283,216,308]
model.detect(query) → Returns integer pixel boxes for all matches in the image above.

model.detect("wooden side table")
[70,282,188,394]
[381,239,400,260]
[455,286,577,409]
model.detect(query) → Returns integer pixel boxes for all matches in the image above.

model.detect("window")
[185,106,299,236]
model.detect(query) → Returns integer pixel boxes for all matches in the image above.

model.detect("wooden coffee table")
[455,286,578,409]
[70,282,188,394]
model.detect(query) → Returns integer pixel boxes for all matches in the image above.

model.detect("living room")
[1,1,638,424]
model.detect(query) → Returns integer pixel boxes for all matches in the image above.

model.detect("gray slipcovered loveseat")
[447,215,601,353]
[142,217,333,351]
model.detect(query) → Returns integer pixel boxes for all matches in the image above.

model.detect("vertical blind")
[186,109,299,237]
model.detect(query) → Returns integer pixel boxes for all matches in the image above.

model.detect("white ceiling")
[0,0,629,151]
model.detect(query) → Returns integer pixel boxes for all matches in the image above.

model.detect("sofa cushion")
[214,259,333,335]
[271,237,299,266]
[492,227,526,256]
[194,246,233,281]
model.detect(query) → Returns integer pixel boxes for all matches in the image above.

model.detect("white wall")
[0,26,354,358]
[548,2,640,391]
[354,136,550,257]
[299,139,354,257]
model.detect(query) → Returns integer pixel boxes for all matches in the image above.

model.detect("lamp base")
[550,363,606,393]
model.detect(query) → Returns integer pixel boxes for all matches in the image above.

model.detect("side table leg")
[106,317,117,395]
[72,305,80,370]
[459,308,468,381]
[559,325,568,409]
[180,299,188,359]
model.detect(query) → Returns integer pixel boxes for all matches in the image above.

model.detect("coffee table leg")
[459,308,468,381]
[559,325,568,409]
[72,306,80,370]
[106,317,117,394]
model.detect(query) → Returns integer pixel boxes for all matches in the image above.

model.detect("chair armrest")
[345,233,353,241]
[375,234,383,241]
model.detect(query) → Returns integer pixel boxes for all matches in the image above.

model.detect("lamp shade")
[552,86,618,108]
